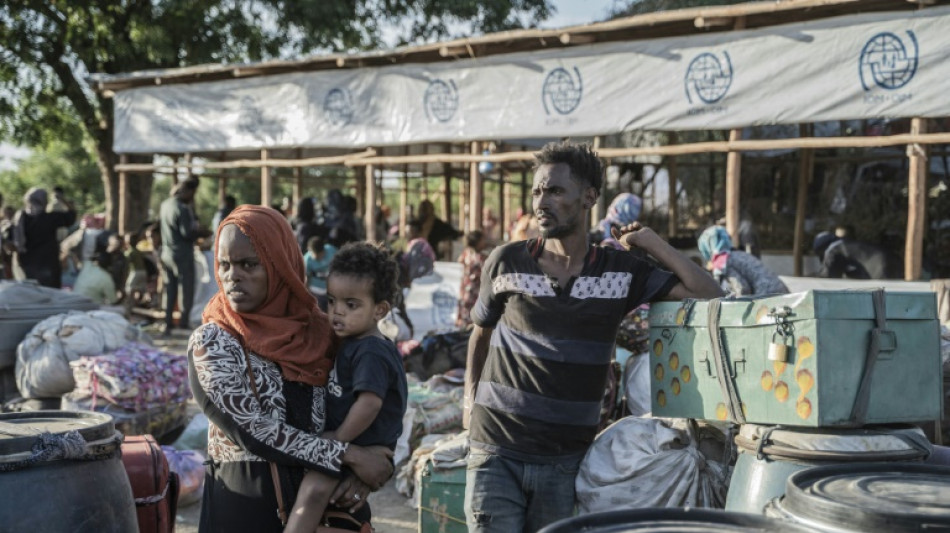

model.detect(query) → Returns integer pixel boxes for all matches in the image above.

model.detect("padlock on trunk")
[768,331,788,362]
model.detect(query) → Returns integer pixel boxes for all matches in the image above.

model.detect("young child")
[285,242,408,533]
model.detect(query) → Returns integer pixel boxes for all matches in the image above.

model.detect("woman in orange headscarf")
[188,205,392,532]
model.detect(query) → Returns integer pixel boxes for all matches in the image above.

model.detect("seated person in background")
[814,226,903,280]
[73,246,119,305]
[285,243,407,533]
[698,225,788,296]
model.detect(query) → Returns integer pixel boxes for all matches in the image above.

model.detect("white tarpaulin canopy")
[113,6,950,154]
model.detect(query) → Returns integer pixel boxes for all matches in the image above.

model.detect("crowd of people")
[1,140,922,533]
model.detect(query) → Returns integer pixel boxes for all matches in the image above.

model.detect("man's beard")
[538,213,581,239]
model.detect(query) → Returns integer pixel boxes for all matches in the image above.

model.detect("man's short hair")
[534,141,603,192]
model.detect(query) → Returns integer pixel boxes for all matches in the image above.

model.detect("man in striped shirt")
[463,142,723,532]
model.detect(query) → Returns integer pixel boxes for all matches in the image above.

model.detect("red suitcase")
[121,434,180,533]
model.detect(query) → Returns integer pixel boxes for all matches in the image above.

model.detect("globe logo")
[542,67,583,115]
[424,79,459,123]
[859,31,918,91]
[684,52,733,104]
[323,88,354,126]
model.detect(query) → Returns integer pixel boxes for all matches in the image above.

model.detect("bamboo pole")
[667,132,679,238]
[470,141,482,233]
[114,130,950,174]
[118,154,129,234]
[442,162,452,223]
[354,165,365,221]
[503,176,512,241]
[591,136,603,228]
[260,149,273,207]
[725,128,742,241]
[366,164,377,242]
[184,153,193,181]
[293,149,303,209]
[400,147,409,238]
[114,149,376,172]
[218,175,228,207]
[497,169,506,240]
[906,118,927,281]
[520,168,528,215]
[459,165,468,235]
[793,124,814,276]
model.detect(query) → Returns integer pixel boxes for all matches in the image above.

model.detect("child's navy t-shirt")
[326,335,408,449]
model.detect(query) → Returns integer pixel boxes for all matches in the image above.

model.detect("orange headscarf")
[202,205,335,386]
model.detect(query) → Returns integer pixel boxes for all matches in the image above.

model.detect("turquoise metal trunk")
[418,460,467,533]
[648,290,942,427]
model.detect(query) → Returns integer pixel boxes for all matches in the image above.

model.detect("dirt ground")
[174,478,418,533]
[152,328,419,533]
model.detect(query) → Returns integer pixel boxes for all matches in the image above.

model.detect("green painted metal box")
[418,460,467,533]
[648,290,942,427]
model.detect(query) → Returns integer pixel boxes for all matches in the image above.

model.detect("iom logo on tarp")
[859,31,918,91]
[684,52,733,104]
[323,88,354,126]
[424,79,459,123]
[542,67,583,115]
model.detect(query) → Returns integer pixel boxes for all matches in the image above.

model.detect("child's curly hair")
[329,242,399,304]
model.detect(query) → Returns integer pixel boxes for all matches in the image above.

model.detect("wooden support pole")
[469,141,482,233]
[497,169,506,240]
[184,153,193,181]
[503,176,512,242]
[459,166,468,234]
[260,149,273,207]
[906,117,927,281]
[218,175,228,207]
[366,164,377,242]
[725,128,742,241]
[293,149,303,209]
[442,162,452,223]
[591,137,603,229]
[400,152,409,239]
[667,133,679,239]
[118,154,129,235]
[793,124,814,277]
[520,169,528,215]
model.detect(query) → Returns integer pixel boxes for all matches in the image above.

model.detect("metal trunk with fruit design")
[648,290,942,427]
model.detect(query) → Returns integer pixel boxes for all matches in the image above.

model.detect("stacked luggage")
[645,289,948,530]
[0,281,97,401]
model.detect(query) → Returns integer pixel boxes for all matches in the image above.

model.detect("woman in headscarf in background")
[12,187,76,288]
[698,225,788,297]
[597,193,643,250]
[188,205,393,532]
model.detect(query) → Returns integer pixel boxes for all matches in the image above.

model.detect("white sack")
[623,352,651,417]
[15,310,143,398]
[576,417,729,514]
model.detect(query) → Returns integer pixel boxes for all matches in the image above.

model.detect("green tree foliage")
[0,0,551,231]
[0,139,103,214]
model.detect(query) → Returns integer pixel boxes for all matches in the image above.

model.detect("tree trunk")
[94,141,152,233]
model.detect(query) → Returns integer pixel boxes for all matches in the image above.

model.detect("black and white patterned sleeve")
[187,323,347,478]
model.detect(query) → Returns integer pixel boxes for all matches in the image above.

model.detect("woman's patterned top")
[187,322,347,476]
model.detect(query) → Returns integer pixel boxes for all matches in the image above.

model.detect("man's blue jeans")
[464,450,580,532]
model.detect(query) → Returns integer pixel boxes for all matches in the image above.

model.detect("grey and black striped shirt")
[471,238,678,462]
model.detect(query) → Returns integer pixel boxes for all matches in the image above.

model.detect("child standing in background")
[304,235,336,311]
[284,242,408,533]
